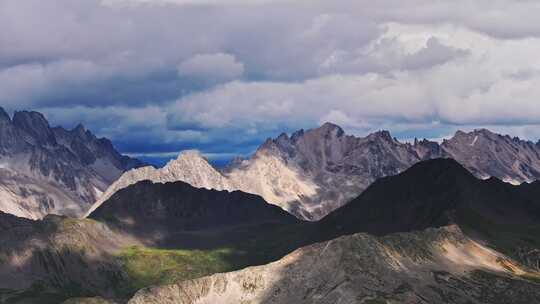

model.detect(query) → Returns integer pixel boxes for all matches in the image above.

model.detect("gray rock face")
[94,123,540,221]
[0,107,143,219]
[440,129,540,184]
[226,124,540,220]
[245,123,425,219]
[127,226,540,304]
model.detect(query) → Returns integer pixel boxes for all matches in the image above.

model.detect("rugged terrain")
[317,159,540,272]
[91,123,540,221]
[0,108,143,219]
[0,212,139,304]
[3,155,540,303]
[115,158,540,303]
[0,180,302,303]
[0,113,540,303]
[128,226,540,304]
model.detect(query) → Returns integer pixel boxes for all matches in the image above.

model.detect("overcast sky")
[2,0,540,165]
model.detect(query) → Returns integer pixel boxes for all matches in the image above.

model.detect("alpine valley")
[1,110,540,304]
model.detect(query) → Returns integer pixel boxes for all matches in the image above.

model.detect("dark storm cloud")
[3,0,540,162]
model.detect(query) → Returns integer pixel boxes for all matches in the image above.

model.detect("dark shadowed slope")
[86,181,305,296]
[89,180,299,233]
[0,211,34,231]
[317,158,540,271]
[320,158,540,235]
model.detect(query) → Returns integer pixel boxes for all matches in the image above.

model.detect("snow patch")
[470,135,478,146]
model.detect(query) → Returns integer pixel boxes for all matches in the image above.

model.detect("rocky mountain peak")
[175,149,208,163]
[0,109,143,219]
[275,132,290,145]
[367,130,394,142]
[164,150,219,175]
[12,110,50,130]
[315,122,345,137]
[71,123,89,137]
[12,110,57,146]
[290,129,305,142]
[452,128,498,142]
[472,128,494,135]
[412,138,444,160]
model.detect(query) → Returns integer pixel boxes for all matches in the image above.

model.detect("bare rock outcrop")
[0,107,143,219]
[93,123,540,221]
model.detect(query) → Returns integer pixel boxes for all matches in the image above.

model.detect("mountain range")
[2,112,540,303]
[90,122,540,221]
[124,158,540,304]
[3,108,537,222]
[0,107,143,219]
[2,158,540,303]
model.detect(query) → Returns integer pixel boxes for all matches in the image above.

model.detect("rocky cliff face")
[233,123,424,219]
[92,123,540,221]
[0,108,143,219]
[440,129,540,184]
[128,226,540,304]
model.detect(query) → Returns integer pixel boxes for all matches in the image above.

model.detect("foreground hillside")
[0,213,138,304]
[128,226,540,304]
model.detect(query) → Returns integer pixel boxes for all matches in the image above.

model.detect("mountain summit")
[0,107,143,219]
[93,123,540,221]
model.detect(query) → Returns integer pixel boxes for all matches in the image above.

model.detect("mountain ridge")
[92,122,540,221]
[4,157,540,302]
[0,107,144,219]
[128,225,540,304]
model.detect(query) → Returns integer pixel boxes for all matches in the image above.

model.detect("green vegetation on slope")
[117,246,248,294]
[114,223,315,297]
